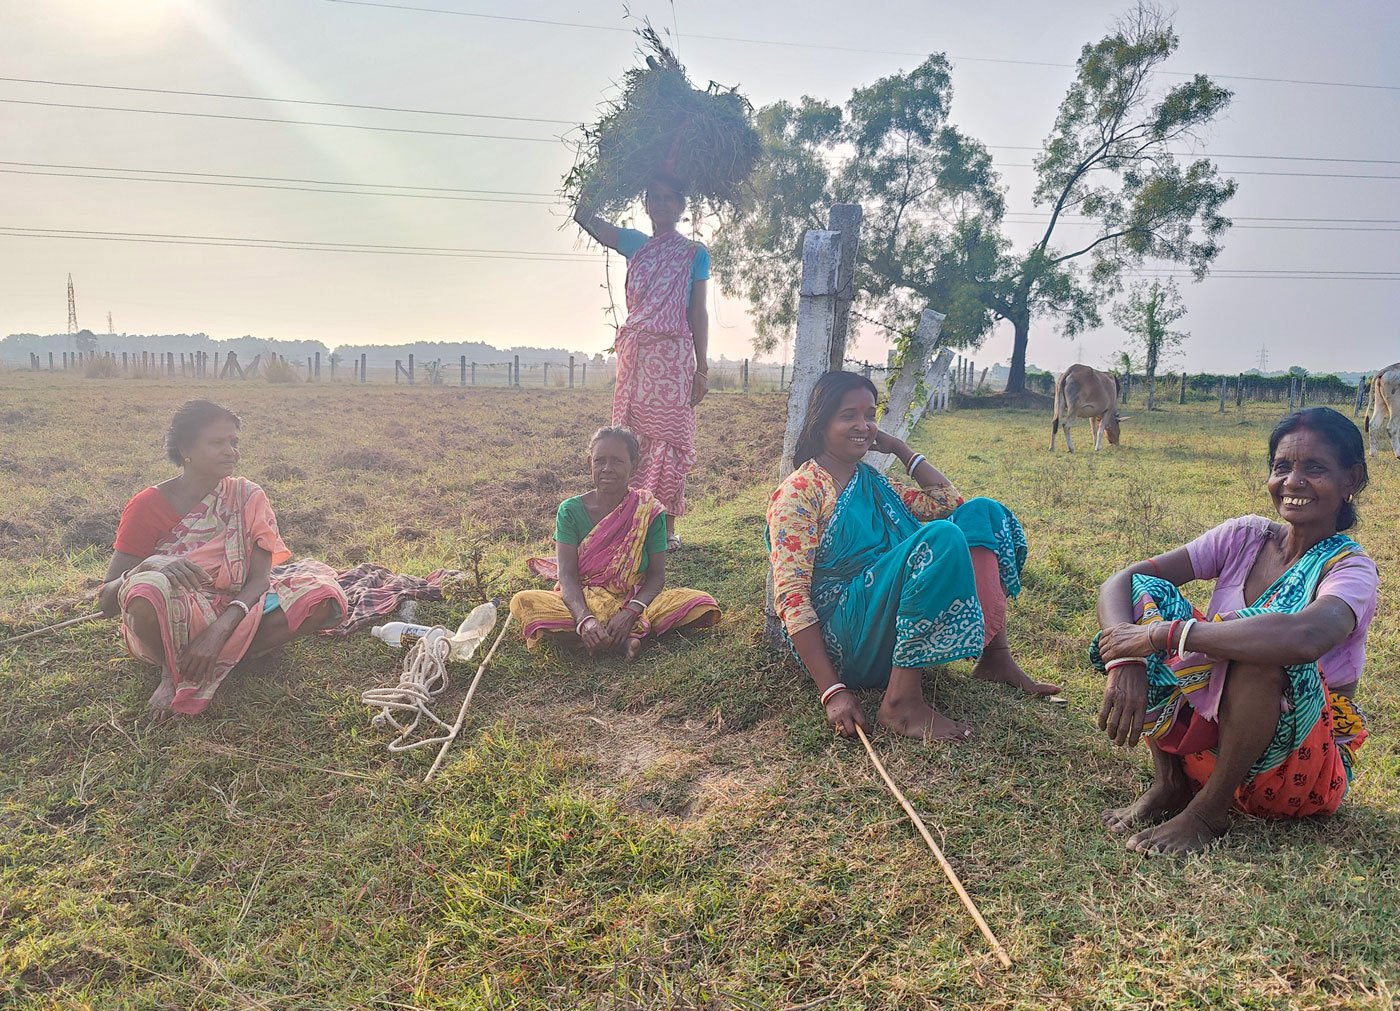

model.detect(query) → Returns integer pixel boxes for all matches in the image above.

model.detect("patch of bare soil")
[525,698,785,824]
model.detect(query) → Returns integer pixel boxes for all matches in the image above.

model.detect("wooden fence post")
[581,360,587,386]
[314,352,321,381]
[1236,373,1244,407]
[1299,377,1307,409]
[407,353,415,385]
[513,355,520,388]
[543,363,550,386]
[470,362,476,385]
[1179,372,1187,405]
[459,355,466,386]
[394,359,402,384]
[743,359,750,392]
[1354,377,1368,416]
[1218,377,1227,413]
[569,355,575,388]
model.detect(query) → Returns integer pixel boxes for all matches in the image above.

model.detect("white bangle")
[1178,618,1198,655]
[820,682,849,706]
[905,453,925,476]
[228,599,252,619]
[575,615,598,635]
[1104,656,1148,672]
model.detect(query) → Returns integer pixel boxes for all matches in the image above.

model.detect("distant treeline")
[0,333,604,369]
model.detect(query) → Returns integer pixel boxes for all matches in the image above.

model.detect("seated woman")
[767,371,1057,744]
[97,400,348,717]
[510,426,720,658]
[1094,407,1376,856]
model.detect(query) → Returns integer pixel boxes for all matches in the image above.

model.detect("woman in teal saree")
[767,371,1058,743]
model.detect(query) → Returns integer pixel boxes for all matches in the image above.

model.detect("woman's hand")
[1098,662,1149,747]
[1097,621,1159,663]
[690,371,709,407]
[825,691,870,739]
[136,555,211,594]
[602,608,639,649]
[577,615,609,653]
[870,429,905,456]
[178,613,237,686]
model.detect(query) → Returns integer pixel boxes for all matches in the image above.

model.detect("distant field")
[1,372,1396,1009]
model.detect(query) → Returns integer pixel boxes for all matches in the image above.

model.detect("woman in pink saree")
[510,427,719,659]
[574,174,709,549]
[96,401,347,717]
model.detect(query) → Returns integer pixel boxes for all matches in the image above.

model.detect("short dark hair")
[166,400,241,466]
[589,425,641,465]
[794,371,879,467]
[1268,407,1368,530]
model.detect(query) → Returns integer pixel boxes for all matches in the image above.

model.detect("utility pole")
[66,274,78,334]
[107,310,113,335]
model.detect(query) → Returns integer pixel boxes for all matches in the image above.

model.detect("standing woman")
[574,174,708,550]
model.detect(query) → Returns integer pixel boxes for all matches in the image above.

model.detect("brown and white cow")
[1363,362,1400,458]
[1051,364,1124,452]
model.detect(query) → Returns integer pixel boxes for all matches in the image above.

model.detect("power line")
[0,225,596,260]
[0,97,562,142]
[3,225,1396,279]
[993,161,1400,181]
[5,78,1397,167]
[317,0,1400,93]
[0,75,577,125]
[0,159,556,196]
[1000,215,1400,233]
[0,167,558,204]
[985,144,1400,166]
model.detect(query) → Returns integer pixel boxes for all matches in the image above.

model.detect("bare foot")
[1102,777,1193,836]
[146,680,177,722]
[877,695,972,743]
[971,646,1061,696]
[1125,806,1230,856]
[624,635,643,662]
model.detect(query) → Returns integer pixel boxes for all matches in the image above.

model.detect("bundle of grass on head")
[563,25,761,219]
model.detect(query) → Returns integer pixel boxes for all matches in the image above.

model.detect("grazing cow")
[1051,364,1124,452]
[1363,362,1400,458]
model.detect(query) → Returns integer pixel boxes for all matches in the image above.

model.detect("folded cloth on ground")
[323,563,466,635]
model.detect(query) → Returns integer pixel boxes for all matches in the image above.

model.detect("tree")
[1111,277,1189,409]
[710,56,1004,357]
[713,3,1236,394]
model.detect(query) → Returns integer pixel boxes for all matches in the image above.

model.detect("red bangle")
[1165,619,1181,654]
[820,682,849,706]
[1145,557,1163,577]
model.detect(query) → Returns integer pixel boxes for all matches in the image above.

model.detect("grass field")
[1,372,1396,1010]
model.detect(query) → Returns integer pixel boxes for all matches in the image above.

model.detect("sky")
[1,0,1396,374]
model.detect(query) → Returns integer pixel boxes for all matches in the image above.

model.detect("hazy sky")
[1,1,1396,374]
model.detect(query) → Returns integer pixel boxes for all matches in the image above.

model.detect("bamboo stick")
[424,611,515,782]
[1,610,105,647]
[854,725,1012,968]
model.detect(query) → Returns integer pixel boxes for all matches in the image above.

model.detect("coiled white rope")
[360,629,457,753]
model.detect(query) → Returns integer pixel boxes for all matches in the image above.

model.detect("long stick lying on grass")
[854,725,1013,968]
[423,611,514,783]
[1,610,106,647]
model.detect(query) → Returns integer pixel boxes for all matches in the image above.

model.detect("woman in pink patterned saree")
[574,174,709,550]
[96,401,347,718]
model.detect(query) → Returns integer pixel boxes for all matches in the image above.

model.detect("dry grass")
[0,371,1396,1009]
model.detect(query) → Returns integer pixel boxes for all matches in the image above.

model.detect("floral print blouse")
[766,460,964,637]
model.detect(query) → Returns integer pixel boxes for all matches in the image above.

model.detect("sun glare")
[63,0,187,40]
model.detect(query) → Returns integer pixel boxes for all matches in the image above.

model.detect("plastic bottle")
[369,600,499,663]
[447,600,498,662]
[370,621,434,649]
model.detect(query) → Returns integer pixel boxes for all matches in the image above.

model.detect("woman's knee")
[1226,660,1287,692]
[125,597,162,641]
